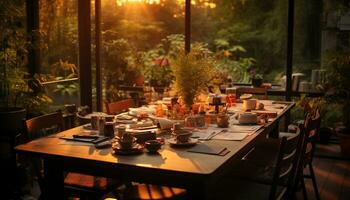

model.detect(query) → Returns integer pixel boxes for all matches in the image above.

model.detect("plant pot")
[0,107,26,134]
[252,78,263,87]
[336,126,350,158]
[319,127,333,144]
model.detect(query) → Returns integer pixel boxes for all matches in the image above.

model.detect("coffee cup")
[217,114,229,128]
[145,140,162,153]
[242,99,257,111]
[118,133,136,149]
[175,132,192,143]
[91,115,99,130]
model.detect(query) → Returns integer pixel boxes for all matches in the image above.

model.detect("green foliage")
[213,38,255,83]
[323,50,350,103]
[323,50,350,127]
[0,0,52,116]
[141,34,184,86]
[171,42,216,107]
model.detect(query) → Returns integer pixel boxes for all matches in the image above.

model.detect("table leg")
[43,158,65,200]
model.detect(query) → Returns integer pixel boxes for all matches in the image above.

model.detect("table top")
[15,101,295,178]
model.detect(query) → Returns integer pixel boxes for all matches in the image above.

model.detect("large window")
[192,0,288,85]
[100,0,184,104]
[38,0,79,108]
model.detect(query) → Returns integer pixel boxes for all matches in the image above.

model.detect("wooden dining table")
[15,101,294,200]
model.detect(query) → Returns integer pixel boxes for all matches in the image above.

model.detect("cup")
[185,116,197,127]
[217,114,229,128]
[104,122,115,138]
[145,140,162,153]
[242,99,257,111]
[118,133,136,149]
[173,131,192,143]
[91,115,99,130]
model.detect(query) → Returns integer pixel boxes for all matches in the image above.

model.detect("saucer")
[112,143,143,155]
[168,138,198,147]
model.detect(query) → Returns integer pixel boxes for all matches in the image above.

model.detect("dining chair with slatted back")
[292,108,321,200]
[105,99,134,115]
[24,111,120,199]
[104,183,187,200]
[216,128,301,200]
[269,129,300,200]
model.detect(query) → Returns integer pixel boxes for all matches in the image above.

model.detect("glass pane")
[101,0,184,106]
[38,0,79,108]
[191,0,288,85]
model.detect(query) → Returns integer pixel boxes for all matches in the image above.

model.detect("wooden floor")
[300,143,350,200]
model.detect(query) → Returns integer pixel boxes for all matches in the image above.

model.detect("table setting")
[58,94,290,159]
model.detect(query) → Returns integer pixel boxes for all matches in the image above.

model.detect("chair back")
[236,87,268,100]
[269,128,301,200]
[105,99,134,115]
[25,111,64,141]
[306,107,321,162]
[288,110,321,197]
[23,111,64,195]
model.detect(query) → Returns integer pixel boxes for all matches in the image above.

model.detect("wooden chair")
[292,108,321,200]
[216,127,301,200]
[105,99,134,115]
[236,86,268,100]
[102,183,187,200]
[279,104,321,200]
[24,111,120,199]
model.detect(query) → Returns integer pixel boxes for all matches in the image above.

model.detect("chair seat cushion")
[123,183,187,200]
[64,172,111,190]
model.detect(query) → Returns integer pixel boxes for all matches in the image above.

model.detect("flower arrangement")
[171,43,216,107]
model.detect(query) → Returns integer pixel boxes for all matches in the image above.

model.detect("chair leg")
[308,163,320,200]
[301,178,308,200]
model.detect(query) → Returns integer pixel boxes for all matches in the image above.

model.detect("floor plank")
[302,143,350,200]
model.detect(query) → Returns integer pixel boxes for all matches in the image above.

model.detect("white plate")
[168,138,198,147]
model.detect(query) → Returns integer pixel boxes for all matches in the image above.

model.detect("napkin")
[188,143,229,156]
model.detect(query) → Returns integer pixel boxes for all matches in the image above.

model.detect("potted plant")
[0,0,52,124]
[249,67,263,87]
[323,50,350,157]
[0,0,28,132]
[171,42,215,108]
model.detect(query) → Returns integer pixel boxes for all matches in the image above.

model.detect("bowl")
[217,114,229,128]
[145,140,162,153]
